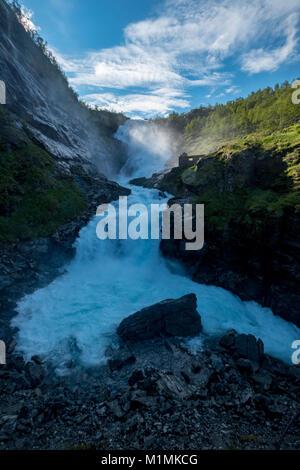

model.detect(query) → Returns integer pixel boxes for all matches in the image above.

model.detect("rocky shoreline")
[0,292,299,450]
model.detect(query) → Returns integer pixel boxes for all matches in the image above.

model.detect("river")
[12,120,300,373]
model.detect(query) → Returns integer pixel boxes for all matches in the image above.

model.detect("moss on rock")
[159,125,300,231]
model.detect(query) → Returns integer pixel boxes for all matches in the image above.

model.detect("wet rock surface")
[219,330,264,364]
[129,172,167,190]
[160,204,300,328]
[117,294,202,342]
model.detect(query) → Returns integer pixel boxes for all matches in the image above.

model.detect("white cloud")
[83,90,190,117]
[225,85,241,94]
[51,0,300,116]
[47,46,80,72]
[69,45,183,90]
[241,14,299,73]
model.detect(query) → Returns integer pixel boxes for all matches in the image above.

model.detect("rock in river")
[117,293,202,342]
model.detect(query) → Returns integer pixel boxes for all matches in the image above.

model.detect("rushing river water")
[12,120,300,373]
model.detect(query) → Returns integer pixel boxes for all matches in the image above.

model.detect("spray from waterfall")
[116,119,177,179]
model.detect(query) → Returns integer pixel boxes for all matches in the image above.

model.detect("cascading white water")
[12,120,300,373]
[116,119,174,179]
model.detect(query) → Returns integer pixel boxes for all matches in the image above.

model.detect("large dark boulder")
[117,294,202,342]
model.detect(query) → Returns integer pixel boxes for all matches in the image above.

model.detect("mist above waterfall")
[116,120,178,179]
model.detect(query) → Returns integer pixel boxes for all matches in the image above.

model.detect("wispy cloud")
[225,85,241,94]
[84,88,190,117]
[241,13,299,73]
[53,0,300,116]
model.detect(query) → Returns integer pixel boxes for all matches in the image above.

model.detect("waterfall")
[12,120,300,374]
[116,119,174,180]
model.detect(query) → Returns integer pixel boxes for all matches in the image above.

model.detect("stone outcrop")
[117,294,202,342]
[130,171,170,190]
[160,204,300,327]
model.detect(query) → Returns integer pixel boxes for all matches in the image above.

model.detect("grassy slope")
[163,125,300,232]
[0,107,86,242]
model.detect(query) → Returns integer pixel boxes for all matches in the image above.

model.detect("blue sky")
[20,0,300,118]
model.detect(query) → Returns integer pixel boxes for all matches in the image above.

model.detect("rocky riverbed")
[0,295,299,450]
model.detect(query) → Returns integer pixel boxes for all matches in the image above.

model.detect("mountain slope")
[0,0,132,245]
[0,0,127,176]
[154,81,300,156]
[0,1,131,322]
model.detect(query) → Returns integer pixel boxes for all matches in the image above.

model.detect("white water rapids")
[12,120,300,373]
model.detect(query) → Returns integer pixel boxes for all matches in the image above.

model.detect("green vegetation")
[192,187,300,232]
[0,130,86,242]
[155,81,300,154]
[163,125,300,231]
[1,2,126,244]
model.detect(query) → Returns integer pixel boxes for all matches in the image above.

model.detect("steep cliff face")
[161,207,300,327]
[0,0,131,246]
[0,1,132,321]
[0,0,127,176]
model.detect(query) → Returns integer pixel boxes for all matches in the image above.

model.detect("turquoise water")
[12,121,300,372]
